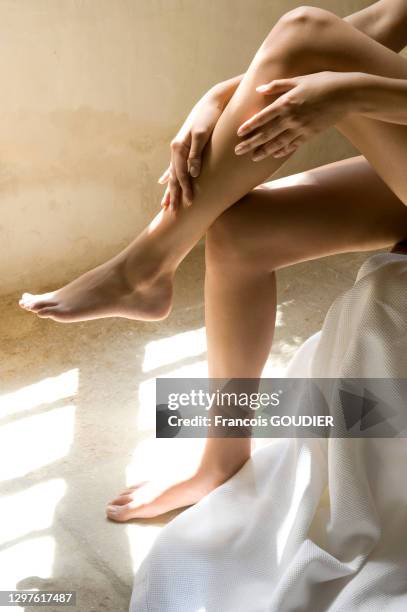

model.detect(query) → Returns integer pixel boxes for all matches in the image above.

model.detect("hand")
[235,71,354,161]
[159,92,224,211]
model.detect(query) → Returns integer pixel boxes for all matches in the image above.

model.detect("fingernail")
[189,166,199,177]
[235,146,245,155]
[256,85,269,93]
[237,129,246,137]
[252,154,264,162]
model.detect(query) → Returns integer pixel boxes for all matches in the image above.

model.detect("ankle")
[196,462,244,485]
[117,247,174,290]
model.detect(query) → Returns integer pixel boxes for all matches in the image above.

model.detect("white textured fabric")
[130,253,407,612]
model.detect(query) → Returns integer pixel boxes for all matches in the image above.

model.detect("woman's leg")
[21,7,407,321]
[106,156,407,520]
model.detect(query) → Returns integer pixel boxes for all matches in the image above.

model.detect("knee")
[205,200,253,272]
[279,5,336,28]
[258,6,340,70]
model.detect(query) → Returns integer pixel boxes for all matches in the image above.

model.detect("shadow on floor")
[0,246,372,611]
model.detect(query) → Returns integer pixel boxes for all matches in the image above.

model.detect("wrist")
[347,72,387,114]
[332,71,379,115]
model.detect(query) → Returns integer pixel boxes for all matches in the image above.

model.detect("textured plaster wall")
[1,0,371,294]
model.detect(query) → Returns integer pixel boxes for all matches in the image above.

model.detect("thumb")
[158,166,170,184]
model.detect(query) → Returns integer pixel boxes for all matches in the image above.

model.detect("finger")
[188,130,207,177]
[256,78,296,95]
[251,129,294,161]
[171,141,193,204]
[235,121,286,155]
[169,175,181,212]
[158,167,170,184]
[160,186,170,209]
[253,133,304,161]
[237,98,287,137]
[173,154,193,205]
[272,136,304,158]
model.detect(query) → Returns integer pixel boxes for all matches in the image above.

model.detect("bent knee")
[206,199,255,271]
[258,6,340,68]
[279,6,337,29]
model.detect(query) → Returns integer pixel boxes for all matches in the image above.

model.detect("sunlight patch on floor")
[126,436,205,484]
[142,328,206,373]
[126,523,163,573]
[275,301,294,328]
[0,405,76,480]
[0,536,55,590]
[0,369,78,418]
[0,479,66,545]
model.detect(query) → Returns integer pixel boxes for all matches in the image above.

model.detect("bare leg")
[105,6,407,519]
[22,7,407,322]
[106,156,407,520]
[19,27,298,321]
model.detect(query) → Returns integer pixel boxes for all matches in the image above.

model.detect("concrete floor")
[0,245,375,612]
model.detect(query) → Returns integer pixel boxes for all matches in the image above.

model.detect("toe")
[106,502,145,522]
[109,494,133,507]
[29,300,57,313]
[36,307,58,319]
[19,293,33,308]
[22,292,56,309]
[119,482,147,496]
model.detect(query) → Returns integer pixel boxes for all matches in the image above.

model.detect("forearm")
[345,0,407,52]
[349,71,407,124]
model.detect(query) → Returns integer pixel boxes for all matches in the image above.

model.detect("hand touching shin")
[158,90,225,211]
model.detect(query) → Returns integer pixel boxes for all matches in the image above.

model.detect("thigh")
[325,14,407,203]
[270,7,407,204]
[215,156,407,271]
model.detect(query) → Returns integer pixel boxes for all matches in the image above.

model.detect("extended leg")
[19,20,304,321]
[106,156,407,520]
[22,6,407,322]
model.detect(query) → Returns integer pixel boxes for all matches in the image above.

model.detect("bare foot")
[18,252,173,323]
[106,471,230,522]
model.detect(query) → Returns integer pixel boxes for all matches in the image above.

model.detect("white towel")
[130,252,407,612]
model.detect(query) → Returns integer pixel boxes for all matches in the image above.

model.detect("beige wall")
[1,0,371,294]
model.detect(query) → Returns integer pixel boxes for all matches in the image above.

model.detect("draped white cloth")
[130,252,407,612]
